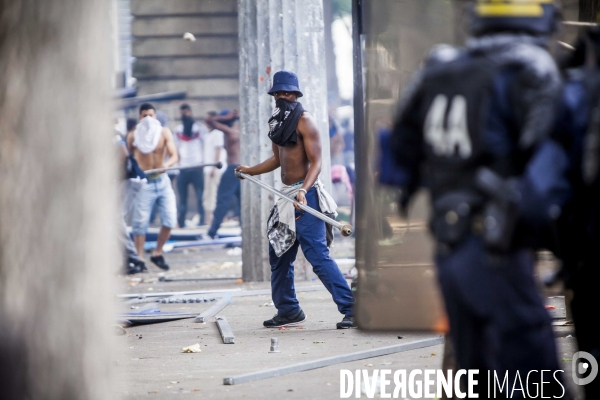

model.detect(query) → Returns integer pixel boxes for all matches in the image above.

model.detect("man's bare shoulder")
[298,112,317,134]
[162,126,174,139]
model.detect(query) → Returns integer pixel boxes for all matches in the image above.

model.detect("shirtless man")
[127,103,179,270]
[236,71,355,329]
[205,109,241,239]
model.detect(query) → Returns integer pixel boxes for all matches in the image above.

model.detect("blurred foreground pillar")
[0,1,116,399]
[239,0,330,281]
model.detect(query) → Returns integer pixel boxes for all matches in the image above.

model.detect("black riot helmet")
[470,0,561,37]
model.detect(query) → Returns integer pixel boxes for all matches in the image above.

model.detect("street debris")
[182,344,202,353]
[216,316,235,344]
[223,337,444,385]
[269,338,281,353]
[195,296,232,323]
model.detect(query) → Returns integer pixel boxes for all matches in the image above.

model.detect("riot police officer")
[390,0,568,396]
[553,27,600,399]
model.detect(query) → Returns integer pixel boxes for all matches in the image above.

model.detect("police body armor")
[391,38,562,252]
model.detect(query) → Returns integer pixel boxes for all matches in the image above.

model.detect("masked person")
[388,1,569,396]
[206,109,241,238]
[127,103,179,271]
[174,103,207,227]
[552,27,600,399]
[236,71,356,329]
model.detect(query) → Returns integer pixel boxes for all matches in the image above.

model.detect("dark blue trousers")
[177,168,205,227]
[269,187,355,318]
[436,236,565,396]
[208,165,240,237]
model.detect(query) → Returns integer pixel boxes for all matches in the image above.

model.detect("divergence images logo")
[572,351,598,386]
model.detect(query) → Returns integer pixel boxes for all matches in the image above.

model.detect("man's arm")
[210,120,238,140]
[126,131,135,155]
[162,128,179,168]
[295,112,322,207]
[236,142,280,176]
[206,112,239,140]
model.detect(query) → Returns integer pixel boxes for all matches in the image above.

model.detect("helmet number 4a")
[424,94,472,159]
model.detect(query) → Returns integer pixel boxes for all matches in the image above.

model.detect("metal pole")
[144,162,222,175]
[236,171,353,236]
[215,316,235,344]
[223,336,444,385]
[195,296,232,323]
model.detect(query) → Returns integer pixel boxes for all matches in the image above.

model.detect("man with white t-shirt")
[174,103,208,227]
[202,111,227,226]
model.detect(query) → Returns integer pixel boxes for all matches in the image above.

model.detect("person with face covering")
[236,71,356,329]
[173,103,208,227]
[127,103,179,271]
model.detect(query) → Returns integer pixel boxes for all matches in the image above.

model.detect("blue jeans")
[269,187,354,317]
[131,174,176,235]
[208,165,240,237]
[436,236,564,396]
[177,168,205,227]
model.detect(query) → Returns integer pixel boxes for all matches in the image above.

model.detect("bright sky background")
[332,16,354,100]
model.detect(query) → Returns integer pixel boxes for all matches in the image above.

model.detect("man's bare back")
[206,111,241,165]
[223,126,240,165]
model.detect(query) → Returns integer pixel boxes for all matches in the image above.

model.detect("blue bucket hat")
[267,70,303,97]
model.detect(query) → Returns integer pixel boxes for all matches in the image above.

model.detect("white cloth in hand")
[133,116,162,154]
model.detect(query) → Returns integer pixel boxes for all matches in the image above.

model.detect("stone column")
[0,0,116,398]
[239,0,330,282]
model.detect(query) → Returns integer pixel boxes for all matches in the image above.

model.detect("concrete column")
[239,0,330,282]
[0,0,116,398]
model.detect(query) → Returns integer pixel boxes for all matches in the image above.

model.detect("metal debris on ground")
[195,296,232,323]
[158,276,241,283]
[223,337,444,385]
[269,338,280,353]
[182,344,202,353]
[215,316,235,344]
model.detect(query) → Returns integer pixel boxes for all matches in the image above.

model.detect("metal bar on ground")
[195,295,232,323]
[143,237,242,252]
[159,276,241,282]
[223,336,444,385]
[117,288,240,300]
[145,162,222,175]
[235,171,352,237]
[169,237,241,249]
[215,316,235,344]
[121,286,325,305]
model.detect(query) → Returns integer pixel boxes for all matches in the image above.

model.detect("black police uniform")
[390,34,568,396]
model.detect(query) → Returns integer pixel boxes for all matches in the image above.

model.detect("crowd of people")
[116,100,355,275]
[117,103,241,274]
